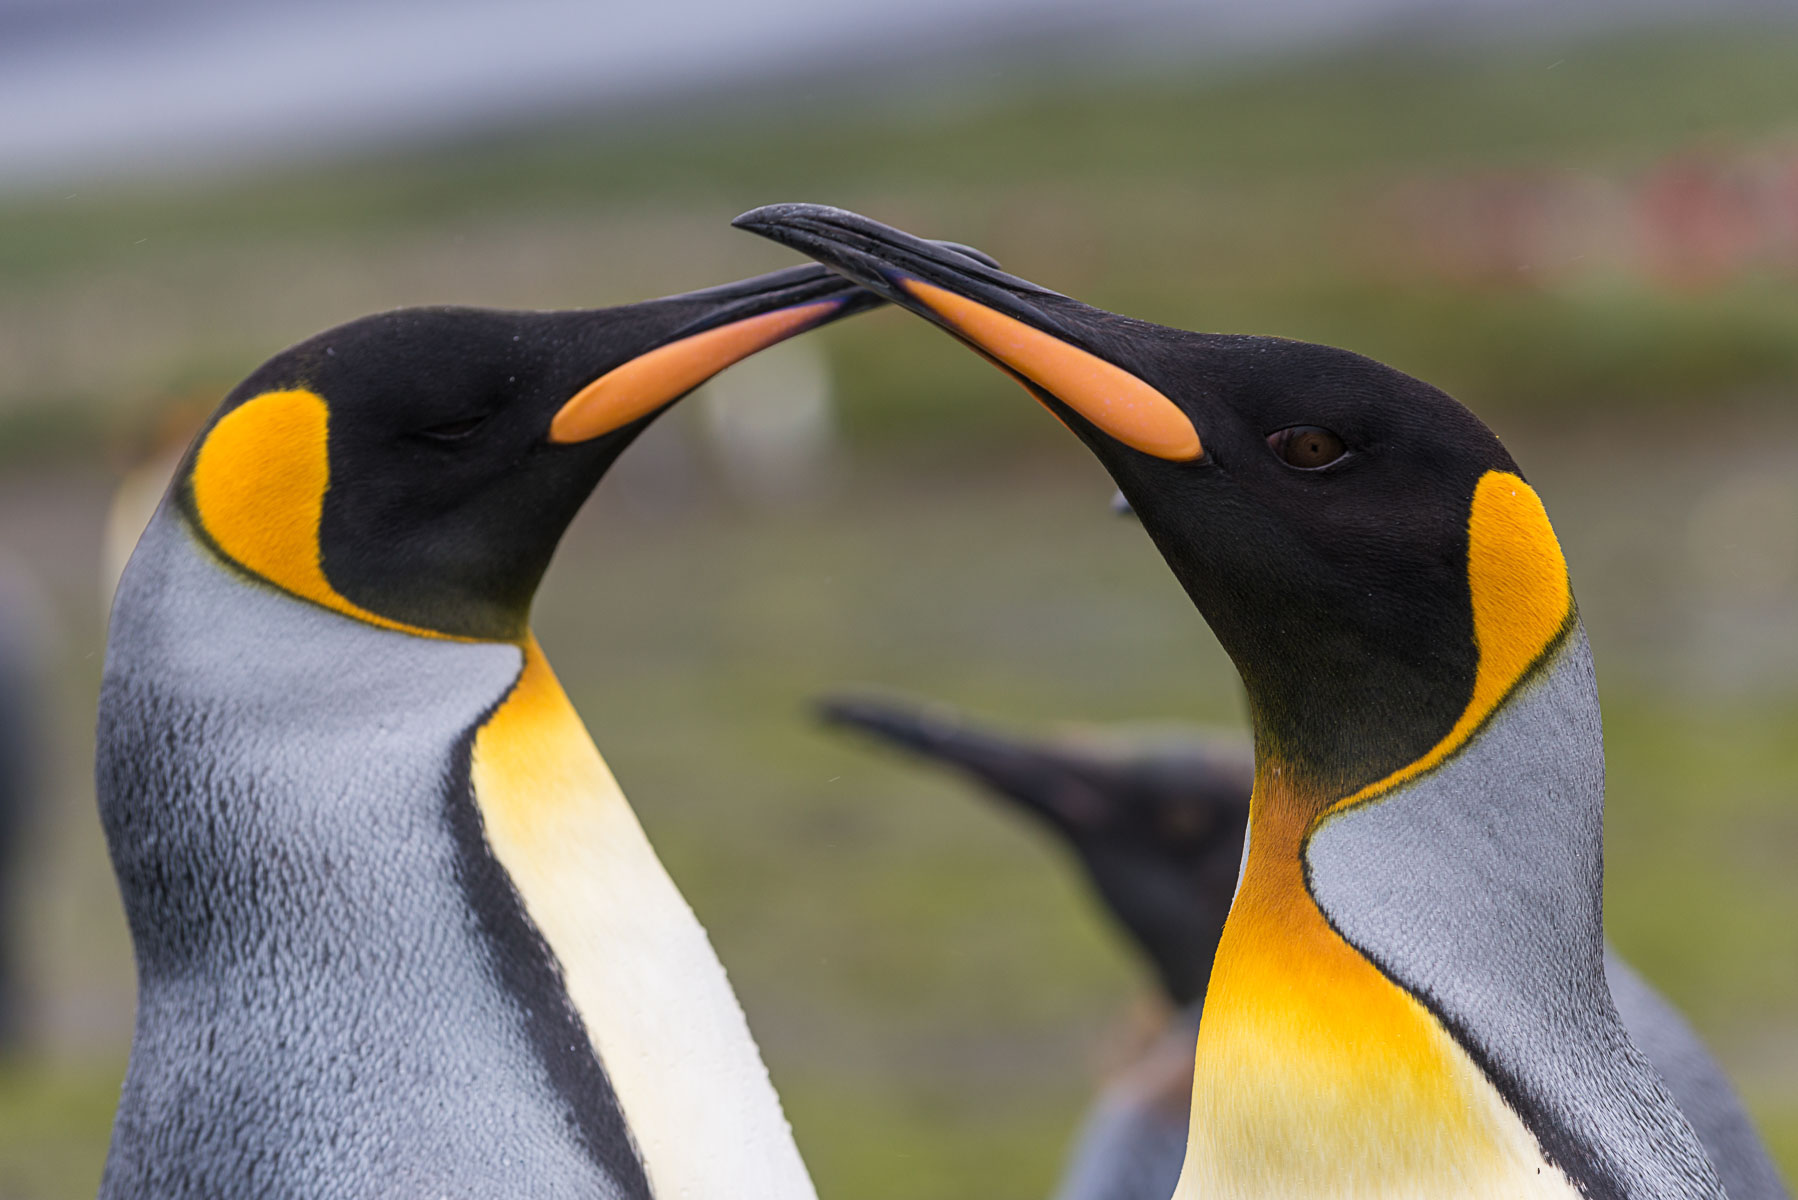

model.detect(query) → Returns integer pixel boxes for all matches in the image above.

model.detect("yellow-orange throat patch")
[188,388,438,638]
[1180,767,1577,1199]
[1177,470,1578,1200]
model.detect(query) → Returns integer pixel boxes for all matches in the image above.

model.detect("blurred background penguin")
[2,1,1797,1196]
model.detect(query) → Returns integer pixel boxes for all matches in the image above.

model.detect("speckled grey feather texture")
[96,505,644,1199]
[1307,627,1726,1200]
[1607,950,1791,1200]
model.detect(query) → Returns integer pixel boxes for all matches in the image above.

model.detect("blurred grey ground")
[1,4,1796,1197]
[3,0,1779,186]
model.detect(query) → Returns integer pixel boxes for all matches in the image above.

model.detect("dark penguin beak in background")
[816,691,1122,834]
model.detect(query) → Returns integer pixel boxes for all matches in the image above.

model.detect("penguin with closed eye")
[97,261,909,1200]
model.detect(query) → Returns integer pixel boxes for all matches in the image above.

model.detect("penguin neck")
[470,639,818,1200]
[1179,627,1724,1200]
[1177,752,1582,1200]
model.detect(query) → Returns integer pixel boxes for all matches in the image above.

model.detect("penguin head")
[174,266,877,641]
[819,691,1250,1007]
[999,743,1250,1010]
[740,205,1574,799]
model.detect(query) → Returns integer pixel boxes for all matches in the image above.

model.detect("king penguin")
[738,203,1739,1199]
[95,262,890,1199]
[818,693,1790,1200]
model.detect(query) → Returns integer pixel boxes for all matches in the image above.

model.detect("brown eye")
[1267,425,1346,469]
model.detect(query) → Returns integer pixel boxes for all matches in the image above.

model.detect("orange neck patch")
[187,388,442,639]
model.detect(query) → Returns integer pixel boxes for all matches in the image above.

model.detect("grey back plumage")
[97,507,648,1199]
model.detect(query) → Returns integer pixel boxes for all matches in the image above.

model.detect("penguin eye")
[1267,425,1346,470]
[417,414,490,442]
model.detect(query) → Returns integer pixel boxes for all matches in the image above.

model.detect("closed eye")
[417,414,490,442]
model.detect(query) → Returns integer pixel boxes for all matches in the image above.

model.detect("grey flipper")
[1309,629,1725,1199]
[96,507,646,1199]
[1607,950,1791,1200]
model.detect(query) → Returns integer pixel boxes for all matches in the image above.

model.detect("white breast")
[471,642,816,1200]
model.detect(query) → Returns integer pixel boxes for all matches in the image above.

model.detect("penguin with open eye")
[740,202,1758,1200]
[815,692,1790,1200]
[95,261,929,1200]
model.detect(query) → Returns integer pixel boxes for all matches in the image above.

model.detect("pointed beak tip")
[730,206,778,232]
[732,202,835,234]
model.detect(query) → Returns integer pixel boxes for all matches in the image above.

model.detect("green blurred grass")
[4,22,1798,454]
[0,1061,120,1199]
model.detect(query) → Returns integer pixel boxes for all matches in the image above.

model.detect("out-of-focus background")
[2,1,1797,1195]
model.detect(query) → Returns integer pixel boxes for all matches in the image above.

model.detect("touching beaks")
[551,237,1005,446]
[732,203,1202,463]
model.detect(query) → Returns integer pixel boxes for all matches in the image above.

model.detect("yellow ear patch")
[188,388,435,637]
[899,278,1203,462]
[550,300,839,444]
[1322,470,1572,817]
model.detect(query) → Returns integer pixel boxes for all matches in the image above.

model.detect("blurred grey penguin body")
[97,505,643,1198]
[1607,954,1792,1200]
